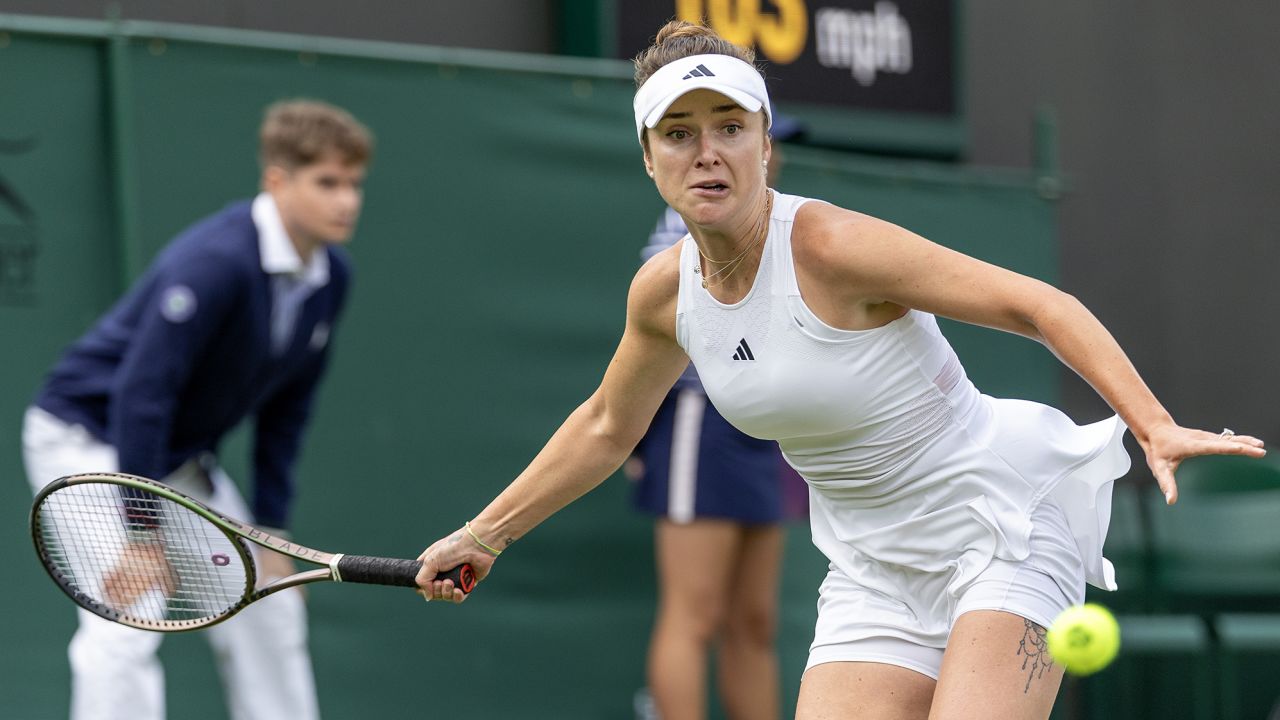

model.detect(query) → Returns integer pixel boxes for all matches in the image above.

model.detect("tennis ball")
[1046,603,1121,675]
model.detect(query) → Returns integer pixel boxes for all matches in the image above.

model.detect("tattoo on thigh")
[1017,619,1054,693]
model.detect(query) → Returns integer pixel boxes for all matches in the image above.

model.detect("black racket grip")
[335,555,476,593]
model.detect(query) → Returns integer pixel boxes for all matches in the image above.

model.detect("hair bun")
[654,20,716,46]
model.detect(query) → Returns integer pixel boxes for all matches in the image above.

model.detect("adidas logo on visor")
[682,64,716,80]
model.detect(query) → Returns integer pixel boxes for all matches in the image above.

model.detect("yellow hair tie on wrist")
[466,521,503,556]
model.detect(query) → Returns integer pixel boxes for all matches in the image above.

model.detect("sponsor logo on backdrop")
[0,136,39,306]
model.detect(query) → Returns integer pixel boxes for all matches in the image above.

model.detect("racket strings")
[35,482,251,627]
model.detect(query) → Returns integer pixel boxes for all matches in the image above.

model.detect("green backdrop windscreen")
[0,33,122,717]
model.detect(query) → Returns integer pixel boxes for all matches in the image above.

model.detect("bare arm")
[415,249,690,599]
[794,202,1265,504]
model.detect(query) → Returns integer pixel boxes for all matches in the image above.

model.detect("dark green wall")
[0,30,123,718]
[0,18,1058,719]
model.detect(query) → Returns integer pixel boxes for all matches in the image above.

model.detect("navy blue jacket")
[34,200,351,529]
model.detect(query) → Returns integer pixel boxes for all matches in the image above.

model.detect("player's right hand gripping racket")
[30,472,474,632]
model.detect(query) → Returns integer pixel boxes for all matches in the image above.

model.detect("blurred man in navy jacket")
[23,99,372,720]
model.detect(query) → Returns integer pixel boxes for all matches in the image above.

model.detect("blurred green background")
[2,5,1278,720]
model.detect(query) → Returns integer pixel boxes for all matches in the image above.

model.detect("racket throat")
[328,553,346,583]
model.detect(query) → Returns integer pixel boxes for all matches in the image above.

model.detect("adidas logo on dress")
[682,64,715,80]
[731,338,755,361]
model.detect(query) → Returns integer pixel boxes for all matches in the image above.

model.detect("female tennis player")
[417,21,1265,719]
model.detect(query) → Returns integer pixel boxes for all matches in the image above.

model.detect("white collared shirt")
[252,193,329,287]
[252,193,329,355]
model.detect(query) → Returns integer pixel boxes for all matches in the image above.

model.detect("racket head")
[31,472,258,632]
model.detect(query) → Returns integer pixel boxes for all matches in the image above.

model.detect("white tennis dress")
[675,191,1130,655]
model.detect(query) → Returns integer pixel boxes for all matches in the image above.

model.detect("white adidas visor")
[633,54,772,145]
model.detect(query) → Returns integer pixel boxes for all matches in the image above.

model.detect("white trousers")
[23,406,320,720]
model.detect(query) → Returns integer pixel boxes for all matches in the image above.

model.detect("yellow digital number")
[675,0,808,65]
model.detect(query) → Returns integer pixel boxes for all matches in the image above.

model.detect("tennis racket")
[30,472,474,632]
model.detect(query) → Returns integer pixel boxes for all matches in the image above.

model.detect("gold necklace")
[698,191,773,289]
[700,194,771,289]
[697,233,754,265]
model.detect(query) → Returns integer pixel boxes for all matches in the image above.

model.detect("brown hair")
[633,20,762,88]
[258,99,374,170]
